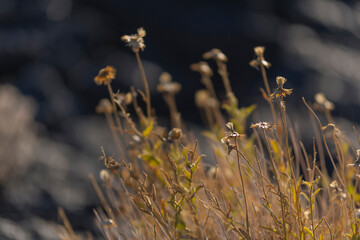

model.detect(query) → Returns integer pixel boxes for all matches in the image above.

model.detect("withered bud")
[314,92,334,111]
[157,72,181,94]
[114,91,132,107]
[94,66,116,85]
[96,98,113,114]
[249,46,271,70]
[254,46,265,58]
[168,128,182,141]
[276,76,287,87]
[159,72,172,83]
[190,61,213,77]
[203,48,228,62]
[195,90,210,108]
[99,169,110,183]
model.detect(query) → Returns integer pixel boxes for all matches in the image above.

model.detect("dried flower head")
[250,122,275,130]
[94,66,116,85]
[114,91,133,107]
[321,123,342,137]
[330,180,339,189]
[157,72,181,94]
[249,46,271,70]
[167,128,182,141]
[190,61,213,77]
[95,98,113,114]
[203,48,228,62]
[121,27,146,52]
[270,76,293,101]
[314,92,334,112]
[221,122,244,154]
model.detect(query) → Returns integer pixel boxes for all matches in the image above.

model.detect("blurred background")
[2,0,360,238]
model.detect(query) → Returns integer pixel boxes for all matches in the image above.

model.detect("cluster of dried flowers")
[57,28,360,240]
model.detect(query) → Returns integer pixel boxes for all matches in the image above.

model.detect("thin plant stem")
[135,51,151,120]
[104,113,124,161]
[216,61,232,96]
[260,64,277,122]
[261,129,287,240]
[236,138,250,238]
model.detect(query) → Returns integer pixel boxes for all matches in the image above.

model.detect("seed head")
[249,46,271,70]
[190,61,213,77]
[121,27,146,52]
[94,66,116,85]
[203,48,228,62]
[157,72,181,94]
[96,98,113,114]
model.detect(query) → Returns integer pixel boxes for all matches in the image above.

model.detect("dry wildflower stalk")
[203,48,236,103]
[94,66,125,159]
[250,46,277,122]
[122,27,152,121]
[190,61,216,99]
[314,92,335,123]
[157,72,182,128]
[96,99,124,158]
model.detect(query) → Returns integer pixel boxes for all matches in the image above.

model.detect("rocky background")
[1,0,360,238]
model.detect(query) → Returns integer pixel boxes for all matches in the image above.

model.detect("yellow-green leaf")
[303,226,314,240]
[142,120,153,137]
